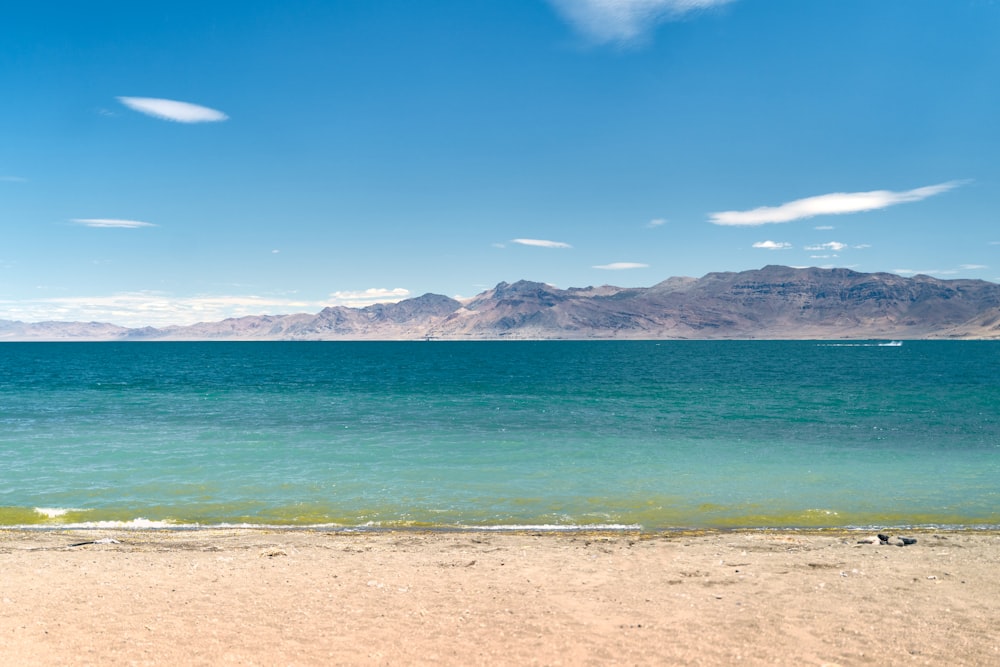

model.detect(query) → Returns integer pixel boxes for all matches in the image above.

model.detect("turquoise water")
[1,341,997,530]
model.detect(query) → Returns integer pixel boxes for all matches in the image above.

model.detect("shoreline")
[6,521,1000,533]
[4,528,999,665]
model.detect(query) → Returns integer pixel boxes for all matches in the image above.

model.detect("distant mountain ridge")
[3,266,999,341]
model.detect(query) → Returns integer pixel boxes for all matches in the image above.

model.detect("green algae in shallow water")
[0,507,98,526]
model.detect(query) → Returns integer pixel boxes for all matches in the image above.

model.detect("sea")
[1,341,997,532]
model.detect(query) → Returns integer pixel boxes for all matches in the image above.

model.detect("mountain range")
[3,266,1000,341]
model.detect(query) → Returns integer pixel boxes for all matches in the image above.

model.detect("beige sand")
[2,529,998,666]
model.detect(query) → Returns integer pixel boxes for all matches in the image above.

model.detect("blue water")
[1,341,997,529]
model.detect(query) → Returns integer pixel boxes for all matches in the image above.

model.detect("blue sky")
[2,0,999,326]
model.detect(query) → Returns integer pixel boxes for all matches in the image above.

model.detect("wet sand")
[2,528,998,665]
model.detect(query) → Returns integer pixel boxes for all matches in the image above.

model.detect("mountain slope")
[3,266,1000,341]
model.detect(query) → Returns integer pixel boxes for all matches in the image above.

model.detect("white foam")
[17,515,642,532]
[33,507,88,519]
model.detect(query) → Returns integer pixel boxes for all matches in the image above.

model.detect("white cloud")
[1,288,412,328]
[71,218,157,228]
[647,218,667,228]
[511,238,572,248]
[1,176,27,183]
[804,241,848,252]
[548,0,735,45]
[752,240,791,250]
[709,181,964,226]
[328,288,410,307]
[593,262,649,270]
[960,264,988,270]
[814,225,834,230]
[0,293,328,328]
[117,96,228,123]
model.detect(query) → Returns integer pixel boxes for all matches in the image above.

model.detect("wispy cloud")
[752,240,791,250]
[511,238,572,248]
[117,96,228,123]
[710,181,964,226]
[893,268,959,277]
[328,288,410,307]
[71,218,157,228]
[548,0,736,45]
[814,225,834,230]
[804,241,847,252]
[647,218,667,228]
[593,262,649,270]
[895,265,988,277]
[1,175,27,183]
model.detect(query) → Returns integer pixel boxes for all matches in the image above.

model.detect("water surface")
[1,341,997,530]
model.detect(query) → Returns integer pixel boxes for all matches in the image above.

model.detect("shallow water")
[1,341,997,529]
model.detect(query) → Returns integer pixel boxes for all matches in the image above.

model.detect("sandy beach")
[2,529,998,666]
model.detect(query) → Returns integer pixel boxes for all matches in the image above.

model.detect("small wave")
[58,518,180,529]
[337,521,643,532]
[6,520,646,533]
[817,341,903,347]
[817,343,877,347]
[34,507,89,519]
[470,524,643,532]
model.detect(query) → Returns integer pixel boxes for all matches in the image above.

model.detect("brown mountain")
[3,266,999,341]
